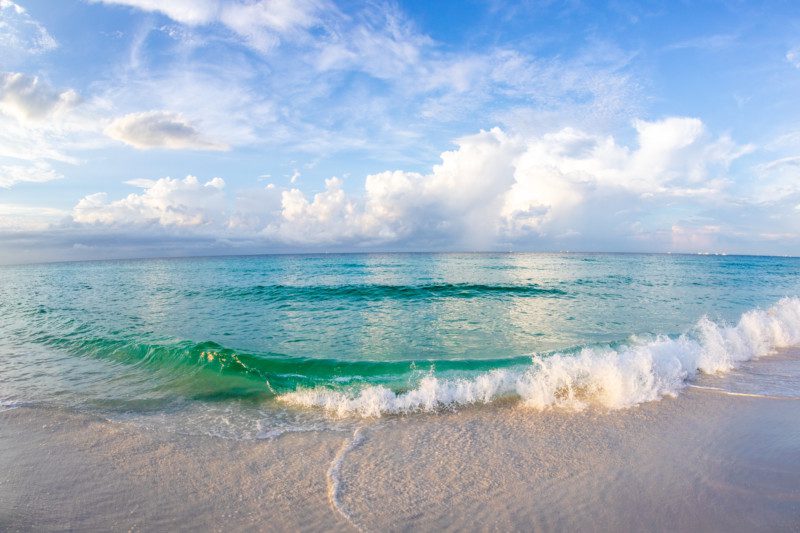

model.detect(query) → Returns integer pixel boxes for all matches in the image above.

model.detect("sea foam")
[279,297,800,417]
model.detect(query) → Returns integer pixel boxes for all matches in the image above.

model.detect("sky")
[1,0,800,263]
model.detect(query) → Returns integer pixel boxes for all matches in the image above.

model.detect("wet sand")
[2,359,800,531]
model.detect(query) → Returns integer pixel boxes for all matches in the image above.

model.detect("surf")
[280,297,800,416]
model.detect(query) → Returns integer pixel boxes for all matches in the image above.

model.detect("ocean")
[2,252,800,436]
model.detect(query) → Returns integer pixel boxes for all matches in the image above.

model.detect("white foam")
[688,385,800,400]
[0,398,24,412]
[279,297,800,417]
[327,427,366,526]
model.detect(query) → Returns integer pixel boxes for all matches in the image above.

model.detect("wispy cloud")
[95,0,329,51]
[0,1,58,59]
[0,161,62,188]
[0,202,68,232]
[88,0,639,159]
[665,33,738,51]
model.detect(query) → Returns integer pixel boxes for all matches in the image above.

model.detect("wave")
[210,282,568,302]
[30,331,537,399]
[25,297,800,417]
[280,297,800,417]
[37,329,535,375]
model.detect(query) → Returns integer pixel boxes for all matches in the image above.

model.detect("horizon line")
[3,249,798,268]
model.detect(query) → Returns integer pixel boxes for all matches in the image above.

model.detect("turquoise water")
[1,253,800,429]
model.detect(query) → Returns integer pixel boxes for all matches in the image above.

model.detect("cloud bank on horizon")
[1,0,800,263]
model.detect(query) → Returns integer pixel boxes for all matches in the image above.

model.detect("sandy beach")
[4,0,800,529]
[2,351,799,532]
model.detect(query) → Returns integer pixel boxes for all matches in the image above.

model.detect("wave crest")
[279,297,800,417]
[212,282,567,302]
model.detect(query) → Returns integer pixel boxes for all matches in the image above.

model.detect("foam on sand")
[280,297,800,416]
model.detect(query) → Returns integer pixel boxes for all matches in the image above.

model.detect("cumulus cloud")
[0,72,79,123]
[105,111,229,150]
[72,118,755,252]
[73,175,227,227]
[0,161,62,188]
[0,71,111,176]
[0,72,103,188]
[260,118,748,248]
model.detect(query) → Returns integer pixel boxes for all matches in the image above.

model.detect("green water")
[1,253,799,429]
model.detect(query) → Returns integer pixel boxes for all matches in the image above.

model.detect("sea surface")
[1,253,800,436]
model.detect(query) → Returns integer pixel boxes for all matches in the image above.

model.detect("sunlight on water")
[1,253,799,430]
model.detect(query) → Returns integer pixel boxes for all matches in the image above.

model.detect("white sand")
[2,352,800,531]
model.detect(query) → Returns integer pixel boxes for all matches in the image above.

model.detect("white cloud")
[220,0,326,51]
[0,71,114,186]
[93,0,220,25]
[0,72,79,123]
[666,34,738,51]
[96,0,327,51]
[355,118,747,247]
[0,1,57,58]
[269,176,361,243]
[749,156,800,202]
[0,161,62,188]
[73,175,227,227]
[97,59,275,149]
[0,72,107,193]
[315,6,428,80]
[73,118,753,252]
[0,202,68,231]
[105,111,229,150]
[83,1,642,160]
[0,118,80,163]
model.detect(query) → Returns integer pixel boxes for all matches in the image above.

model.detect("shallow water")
[2,356,799,531]
[1,253,800,433]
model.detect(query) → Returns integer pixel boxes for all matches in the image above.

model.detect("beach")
[3,349,799,531]
[2,253,800,530]
[5,0,800,529]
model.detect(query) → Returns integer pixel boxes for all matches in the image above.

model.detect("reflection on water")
[1,253,799,431]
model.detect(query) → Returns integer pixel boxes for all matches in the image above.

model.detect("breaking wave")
[280,297,800,417]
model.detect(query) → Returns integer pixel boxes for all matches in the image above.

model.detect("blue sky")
[1,0,800,263]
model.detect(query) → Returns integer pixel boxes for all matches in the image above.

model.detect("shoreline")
[2,373,800,531]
